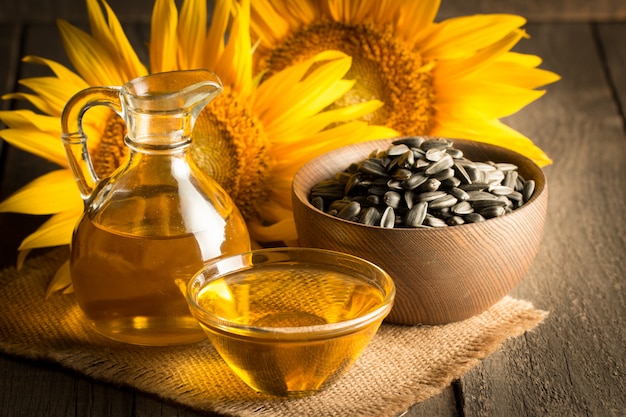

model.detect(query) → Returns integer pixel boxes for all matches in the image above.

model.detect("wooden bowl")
[292,137,548,325]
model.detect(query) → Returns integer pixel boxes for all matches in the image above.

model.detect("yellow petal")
[0,109,60,133]
[203,0,231,70]
[257,52,352,125]
[255,50,349,113]
[270,99,384,144]
[2,92,59,117]
[18,77,77,116]
[395,0,439,43]
[57,19,125,86]
[469,58,561,90]
[150,0,179,73]
[247,216,298,243]
[0,170,81,215]
[178,0,207,69]
[18,209,80,251]
[436,79,546,119]
[272,122,398,174]
[22,56,88,90]
[421,14,527,60]
[86,0,148,80]
[250,0,291,47]
[0,129,68,166]
[46,260,72,297]
[215,0,253,96]
[432,113,552,166]
[434,30,525,82]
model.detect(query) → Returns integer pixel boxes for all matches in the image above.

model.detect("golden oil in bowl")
[186,248,395,397]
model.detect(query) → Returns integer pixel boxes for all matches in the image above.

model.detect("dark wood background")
[1,1,625,416]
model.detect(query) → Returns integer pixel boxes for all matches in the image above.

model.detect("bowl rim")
[292,136,547,233]
[186,247,396,340]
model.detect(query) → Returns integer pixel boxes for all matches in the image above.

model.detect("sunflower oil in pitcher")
[61,70,250,345]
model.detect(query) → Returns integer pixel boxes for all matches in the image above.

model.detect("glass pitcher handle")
[60,86,123,199]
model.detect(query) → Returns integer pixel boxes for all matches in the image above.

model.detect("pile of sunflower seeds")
[309,136,536,228]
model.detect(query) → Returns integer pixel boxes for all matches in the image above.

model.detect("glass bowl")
[186,247,395,397]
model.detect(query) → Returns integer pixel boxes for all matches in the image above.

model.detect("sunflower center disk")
[94,112,128,179]
[265,21,437,135]
[191,93,273,221]
[92,96,272,222]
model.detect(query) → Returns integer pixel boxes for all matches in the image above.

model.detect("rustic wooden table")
[1,1,625,416]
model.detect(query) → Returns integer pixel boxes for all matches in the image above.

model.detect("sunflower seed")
[387,144,411,156]
[446,148,464,159]
[403,172,429,190]
[311,195,324,211]
[416,178,441,192]
[471,199,507,210]
[329,199,351,212]
[453,162,472,184]
[446,215,465,226]
[380,206,396,228]
[359,207,381,226]
[467,190,500,202]
[337,201,361,219]
[503,170,518,189]
[424,214,448,227]
[466,165,482,183]
[368,185,388,196]
[480,205,506,218]
[523,180,535,202]
[391,167,413,180]
[484,169,505,184]
[451,201,473,215]
[358,158,388,177]
[432,167,455,181]
[384,191,402,208]
[464,213,486,223]
[421,138,452,151]
[449,187,470,201]
[416,190,447,202]
[387,179,404,191]
[429,194,458,209]
[489,185,514,196]
[367,194,381,205]
[397,150,415,168]
[308,137,537,229]
[425,154,454,175]
[495,162,519,171]
[441,176,461,188]
[405,202,428,227]
[393,136,425,148]
[425,148,446,162]
[344,174,362,194]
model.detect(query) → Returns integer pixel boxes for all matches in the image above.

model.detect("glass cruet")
[60,69,251,346]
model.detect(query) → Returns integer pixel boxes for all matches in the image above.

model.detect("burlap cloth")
[0,247,548,417]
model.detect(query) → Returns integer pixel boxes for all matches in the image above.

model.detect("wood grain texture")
[0,2,625,416]
[459,22,626,416]
[0,0,624,23]
[292,139,548,325]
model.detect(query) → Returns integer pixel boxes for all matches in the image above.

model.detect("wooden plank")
[0,355,136,417]
[459,22,626,416]
[437,0,626,22]
[0,0,154,23]
[1,0,625,24]
[599,23,626,118]
[404,385,459,417]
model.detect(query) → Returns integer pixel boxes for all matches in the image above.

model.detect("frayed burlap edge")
[0,248,548,417]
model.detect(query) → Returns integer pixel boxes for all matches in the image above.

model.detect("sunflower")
[0,0,397,294]
[249,0,560,166]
